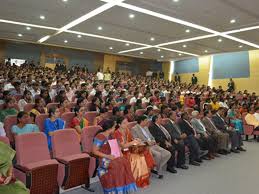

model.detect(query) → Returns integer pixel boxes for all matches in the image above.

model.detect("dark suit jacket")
[177,118,195,136]
[211,114,228,133]
[163,120,182,141]
[149,122,168,148]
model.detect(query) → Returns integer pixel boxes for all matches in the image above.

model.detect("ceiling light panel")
[71,6,208,44]
[0,0,105,27]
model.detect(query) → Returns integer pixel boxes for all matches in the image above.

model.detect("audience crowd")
[1,61,259,194]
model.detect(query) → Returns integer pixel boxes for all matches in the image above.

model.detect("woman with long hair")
[70,106,89,138]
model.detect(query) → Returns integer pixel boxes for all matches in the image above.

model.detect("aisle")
[67,142,259,194]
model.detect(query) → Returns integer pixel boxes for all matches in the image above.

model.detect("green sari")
[0,142,29,194]
[0,108,18,122]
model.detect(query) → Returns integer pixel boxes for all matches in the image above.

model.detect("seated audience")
[114,117,153,188]
[70,106,88,137]
[30,98,47,121]
[18,90,33,111]
[44,107,65,149]
[11,111,39,135]
[0,98,18,122]
[92,119,137,194]
[212,107,245,153]
[149,114,177,173]
[58,98,70,115]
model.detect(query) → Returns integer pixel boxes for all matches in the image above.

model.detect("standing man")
[174,73,181,83]
[159,71,164,80]
[228,78,235,92]
[191,74,198,85]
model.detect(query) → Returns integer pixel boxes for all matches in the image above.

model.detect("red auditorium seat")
[85,111,98,126]
[81,125,102,178]
[242,113,259,140]
[51,129,90,190]
[14,132,59,194]
[67,102,76,110]
[61,112,75,128]
[46,103,59,111]
[23,103,35,112]
[0,136,10,145]
[3,115,17,144]
[35,114,48,132]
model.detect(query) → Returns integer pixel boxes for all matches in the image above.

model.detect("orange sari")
[114,128,155,188]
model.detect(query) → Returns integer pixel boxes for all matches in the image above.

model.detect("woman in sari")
[0,141,29,194]
[92,120,137,194]
[30,98,47,122]
[114,117,154,188]
[70,106,89,138]
[44,107,65,149]
[0,97,18,123]
[58,98,70,116]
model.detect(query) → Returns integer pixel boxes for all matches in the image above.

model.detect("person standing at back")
[191,74,198,85]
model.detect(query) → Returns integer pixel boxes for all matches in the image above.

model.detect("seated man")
[212,107,245,153]
[131,115,171,179]
[191,111,219,159]
[11,111,39,136]
[162,111,189,169]
[202,110,230,154]
[177,112,203,165]
[148,114,177,173]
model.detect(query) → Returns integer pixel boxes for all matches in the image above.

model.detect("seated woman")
[11,111,39,135]
[88,97,101,112]
[124,105,135,122]
[40,89,52,105]
[95,108,110,128]
[0,98,18,123]
[114,117,154,188]
[0,142,29,194]
[70,106,88,138]
[30,98,47,122]
[92,119,137,194]
[228,104,243,133]
[44,108,65,149]
[54,90,67,103]
[58,98,70,116]
[18,90,33,111]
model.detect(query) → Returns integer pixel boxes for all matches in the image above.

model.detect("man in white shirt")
[129,92,138,104]
[89,83,99,96]
[96,69,104,81]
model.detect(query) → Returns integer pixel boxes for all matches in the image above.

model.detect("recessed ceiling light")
[26,26,31,30]
[40,15,45,20]
[173,0,179,2]
[150,37,155,41]
[18,33,23,37]
[183,44,187,48]
[161,55,164,58]
[157,49,161,52]
[140,52,143,54]
[185,29,190,33]
[239,45,243,48]
[98,26,103,30]
[178,53,182,56]
[62,0,68,2]
[109,46,113,50]
[125,43,130,46]
[230,19,236,24]
[64,40,68,43]
[218,38,222,42]
[204,50,208,53]
[129,14,135,19]
[77,34,82,38]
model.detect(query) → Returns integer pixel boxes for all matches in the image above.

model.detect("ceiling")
[1,0,259,61]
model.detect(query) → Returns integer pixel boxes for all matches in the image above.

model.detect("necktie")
[158,124,171,141]
[184,120,197,136]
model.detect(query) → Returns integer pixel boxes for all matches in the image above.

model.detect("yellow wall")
[167,51,259,94]
[211,50,259,94]
[103,54,134,72]
[162,61,170,80]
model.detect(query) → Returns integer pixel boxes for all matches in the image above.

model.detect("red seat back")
[61,112,75,128]
[35,114,48,132]
[81,126,102,153]
[46,103,59,111]
[3,115,17,143]
[15,132,50,166]
[0,136,10,145]
[24,103,35,113]
[85,111,98,126]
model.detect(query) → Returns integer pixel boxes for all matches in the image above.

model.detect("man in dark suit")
[174,73,181,83]
[149,114,177,173]
[177,112,203,165]
[212,107,246,153]
[162,112,189,169]
[191,74,198,85]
